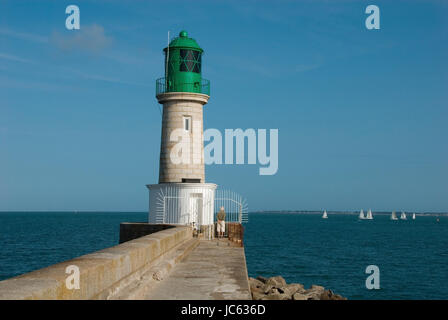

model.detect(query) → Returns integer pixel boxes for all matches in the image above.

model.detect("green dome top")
[163,30,203,53]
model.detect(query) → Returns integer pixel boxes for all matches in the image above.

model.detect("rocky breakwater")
[249,276,346,300]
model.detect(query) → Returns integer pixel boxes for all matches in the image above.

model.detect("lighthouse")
[147,31,216,239]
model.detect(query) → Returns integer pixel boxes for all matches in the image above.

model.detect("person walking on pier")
[217,206,226,238]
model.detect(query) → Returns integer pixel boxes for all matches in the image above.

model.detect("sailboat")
[400,211,407,220]
[322,210,328,219]
[359,209,365,220]
[391,211,398,220]
[412,213,416,220]
[366,209,373,220]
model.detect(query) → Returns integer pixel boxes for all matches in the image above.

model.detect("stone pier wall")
[214,222,244,246]
[119,222,175,243]
[0,226,192,300]
[227,222,244,246]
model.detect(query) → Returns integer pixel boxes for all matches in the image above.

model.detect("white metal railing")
[214,188,248,224]
[154,184,213,227]
[152,185,248,234]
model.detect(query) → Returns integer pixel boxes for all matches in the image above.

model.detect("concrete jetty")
[0,224,251,300]
[145,239,251,300]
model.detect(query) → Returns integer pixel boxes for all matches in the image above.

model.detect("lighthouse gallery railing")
[156,77,210,96]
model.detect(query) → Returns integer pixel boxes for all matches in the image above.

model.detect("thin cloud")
[0,52,33,64]
[80,73,149,87]
[215,53,323,78]
[294,63,322,73]
[67,69,150,87]
[0,27,49,43]
[50,24,113,53]
[0,76,69,91]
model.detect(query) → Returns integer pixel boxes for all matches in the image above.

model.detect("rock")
[249,275,347,300]
[320,290,333,300]
[262,284,275,294]
[309,284,325,292]
[248,278,264,292]
[261,293,290,300]
[266,287,281,295]
[320,289,347,300]
[251,290,266,301]
[304,285,325,300]
[265,276,287,288]
[292,292,308,300]
[278,283,305,297]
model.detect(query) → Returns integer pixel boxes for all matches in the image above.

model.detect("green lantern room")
[156,30,210,96]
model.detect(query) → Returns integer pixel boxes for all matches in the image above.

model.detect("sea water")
[0,212,446,299]
[245,213,448,299]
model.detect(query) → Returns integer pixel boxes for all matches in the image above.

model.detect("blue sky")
[0,0,447,212]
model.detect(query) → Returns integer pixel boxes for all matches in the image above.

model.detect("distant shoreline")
[252,211,448,216]
[0,210,447,216]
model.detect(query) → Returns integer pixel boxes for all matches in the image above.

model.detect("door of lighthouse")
[189,193,203,229]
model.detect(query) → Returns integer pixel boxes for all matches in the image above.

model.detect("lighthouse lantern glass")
[158,31,208,94]
[179,49,201,73]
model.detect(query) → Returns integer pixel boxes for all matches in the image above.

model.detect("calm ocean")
[0,212,447,299]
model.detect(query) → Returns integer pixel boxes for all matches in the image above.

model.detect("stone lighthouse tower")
[147,31,216,238]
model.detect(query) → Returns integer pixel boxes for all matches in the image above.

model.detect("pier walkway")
[0,226,251,300]
[144,239,252,300]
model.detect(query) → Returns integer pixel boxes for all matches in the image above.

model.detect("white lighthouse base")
[146,183,217,239]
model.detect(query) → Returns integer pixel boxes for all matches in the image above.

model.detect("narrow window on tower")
[183,116,192,133]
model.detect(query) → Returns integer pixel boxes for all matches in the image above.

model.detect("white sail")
[400,211,407,220]
[322,210,328,219]
[412,213,416,220]
[366,209,373,220]
[391,211,398,220]
[359,209,365,220]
